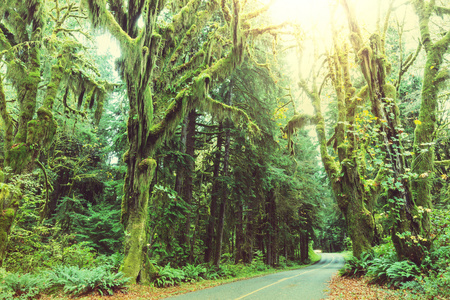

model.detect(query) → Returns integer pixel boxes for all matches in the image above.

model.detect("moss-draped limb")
[283,114,313,155]
[43,57,66,110]
[435,160,450,167]
[395,41,422,90]
[26,107,58,148]
[14,44,41,144]
[242,0,276,21]
[0,76,13,153]
[81,0,134,49]
[221,0,232,23]
[246,23,291,38]
[0,27,13,57]
[0,183,21,267]
[434,5,450,16]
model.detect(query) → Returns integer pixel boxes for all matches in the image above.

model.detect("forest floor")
[40,270,416,300]
[40,275,415,300]
[326,275,412,300]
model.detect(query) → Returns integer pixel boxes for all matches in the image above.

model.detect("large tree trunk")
[213,81,233,267]
[174,117,187,196]
[121,152,156,283]
[234,193,244,264]
[0,184,20,267]
[204,124,223,263]
[405,0,450,263]
[183,110,196,263]
[299,231,308,263]
[265,188,278,266]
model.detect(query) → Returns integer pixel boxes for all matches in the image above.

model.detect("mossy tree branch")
[242,0,276,20]
[0,76,13,152]
[81,0,134,49]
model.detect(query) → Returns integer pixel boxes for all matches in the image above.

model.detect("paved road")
[168,253,345,300]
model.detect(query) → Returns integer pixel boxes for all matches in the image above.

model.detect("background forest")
[0,0,449,299]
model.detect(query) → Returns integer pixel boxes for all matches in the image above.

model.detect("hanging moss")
[43,59,65,109]
[283,114,312,155]
[26,107,58,148]
[94,95,104,125]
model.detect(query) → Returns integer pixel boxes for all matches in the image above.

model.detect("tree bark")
[0,183,20,267]
[214,81,233,268]
[204,124,223,263]
[183,110,196,263]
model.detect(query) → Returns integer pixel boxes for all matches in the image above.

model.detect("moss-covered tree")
[0,0,111,265]
[408,0,450,260]
[291,0,432,260]
[80,0,288,283]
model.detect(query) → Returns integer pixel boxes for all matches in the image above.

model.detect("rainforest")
[0,0,449,299]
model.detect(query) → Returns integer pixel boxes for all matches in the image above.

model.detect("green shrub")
[47,265,129,296]
[368,255,419,287]
[0,272,49,300]
[405,268,450,299]
[61,242,97,268]
[251,250,266,271]
[339,251,373,277]
[95,252,124,272]
[182,264,206,282]
[203,266,220,280]
[155,263,185,287]
[216,264,237,277]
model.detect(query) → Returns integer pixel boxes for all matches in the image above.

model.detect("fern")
[182,264,206,282]
[47,265,129,296]
[340,252,374,277]
[155,263,185,287]
[0,272,49,300]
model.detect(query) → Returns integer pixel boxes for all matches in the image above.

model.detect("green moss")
[26,107,57,148]
[121,158,157,283]
[383,84,396,100]
[138,158,156,173]
[122,150,130,163]
[0,183,21,266]
[357,46,372,60]
[5,143,31,174]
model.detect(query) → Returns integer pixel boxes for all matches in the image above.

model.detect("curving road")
[168,253,345,300]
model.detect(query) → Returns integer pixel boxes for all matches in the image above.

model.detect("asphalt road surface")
[168,253,345,300]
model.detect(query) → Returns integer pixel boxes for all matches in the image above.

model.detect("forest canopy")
[0,0,450,298]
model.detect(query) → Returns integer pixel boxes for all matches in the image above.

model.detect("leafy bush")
[182,264,206,282]
[73,201,124,253]
[251,250,267,271]
[155,263,185,287]
[0,272,49,300]
[47,265,129,296]
[340,251,373,277]
[203,266,220,280]
[95,252,124,272]
[61,242,97,268]
[368,254,419,287]
[420,268,450,299]
[216,264,237,278]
